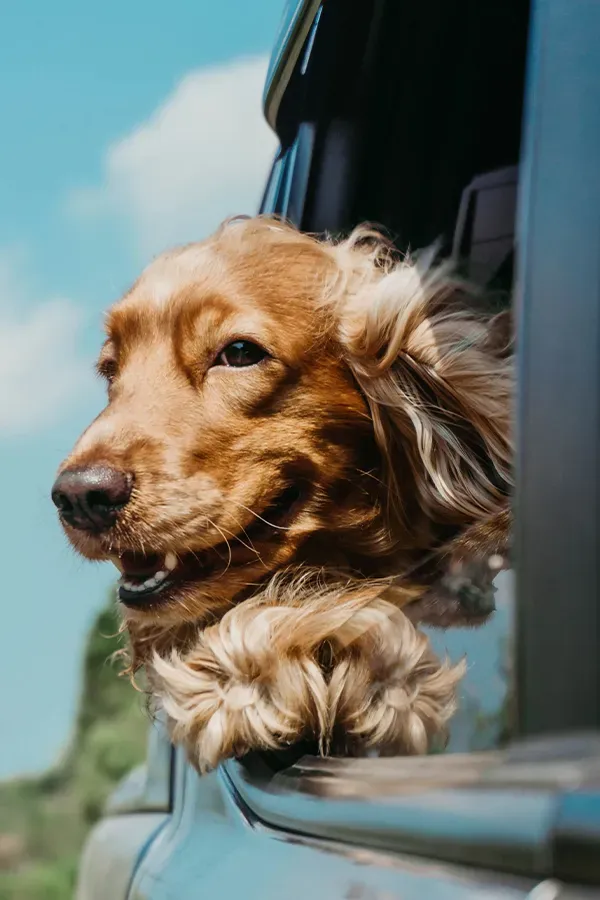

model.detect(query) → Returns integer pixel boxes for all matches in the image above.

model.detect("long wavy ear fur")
[329,231,513,550]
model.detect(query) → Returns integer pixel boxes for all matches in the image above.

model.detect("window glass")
[259,151,286,214]
[428,573,515,752]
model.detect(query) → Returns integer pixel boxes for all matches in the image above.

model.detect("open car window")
[260,0,528,756]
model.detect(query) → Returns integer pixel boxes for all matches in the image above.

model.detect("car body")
[76,0,600,896]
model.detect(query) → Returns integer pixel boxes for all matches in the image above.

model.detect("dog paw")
[328,602,464,756]
[147,581,465,771]
[148,606,329,772]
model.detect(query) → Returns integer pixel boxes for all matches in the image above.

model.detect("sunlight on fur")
[328,227,511,533]
[54,215,513,772]
[148,571,465,772]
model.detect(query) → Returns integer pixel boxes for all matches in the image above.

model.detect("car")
[76,0,600,897]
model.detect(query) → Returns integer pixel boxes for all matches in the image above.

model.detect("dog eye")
[97,358,117,383]
[217,340,269,368]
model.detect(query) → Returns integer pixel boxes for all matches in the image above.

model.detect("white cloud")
[69,55,278,259]
[2,55,276,436]
[0,252,90,436]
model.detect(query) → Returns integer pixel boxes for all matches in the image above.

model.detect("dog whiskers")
[195,519,233,579]
[215,519,260,557]
[228,499,294,532]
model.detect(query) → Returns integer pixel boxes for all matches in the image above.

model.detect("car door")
[80,0,600,896]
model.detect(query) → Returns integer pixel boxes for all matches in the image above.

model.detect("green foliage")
[0,597,148,900]
[0,857,78,900]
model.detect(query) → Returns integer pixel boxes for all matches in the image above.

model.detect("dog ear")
[333,238,513,543]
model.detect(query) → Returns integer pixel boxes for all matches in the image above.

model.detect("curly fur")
[148,573,464,771]
[54,215,513,772]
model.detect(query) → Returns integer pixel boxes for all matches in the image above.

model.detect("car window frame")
[514,0,600,738]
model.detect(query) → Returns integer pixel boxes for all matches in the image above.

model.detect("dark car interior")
[265,0,528,293]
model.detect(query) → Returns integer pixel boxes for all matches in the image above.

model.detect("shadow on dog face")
[52,220,383,628]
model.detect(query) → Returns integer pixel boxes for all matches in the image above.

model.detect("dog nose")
[51,465,133,532]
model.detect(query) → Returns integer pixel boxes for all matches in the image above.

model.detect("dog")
[52,216,513,770]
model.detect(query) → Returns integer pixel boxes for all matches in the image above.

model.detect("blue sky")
[0,0,512,779]
[0,0,282,779]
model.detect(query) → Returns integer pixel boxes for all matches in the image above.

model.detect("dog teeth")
[120,569,169,594]
[116,552,179,597]
[164,552,178,572]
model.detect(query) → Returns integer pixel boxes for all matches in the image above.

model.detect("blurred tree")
[0,593,148,900]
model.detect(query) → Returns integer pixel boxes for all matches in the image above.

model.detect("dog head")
[53,217,512,638]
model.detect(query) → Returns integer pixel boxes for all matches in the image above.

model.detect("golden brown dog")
[52,217,512,770]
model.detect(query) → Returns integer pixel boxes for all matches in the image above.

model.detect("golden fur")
[55,216,512,771]
[150,572,464,771]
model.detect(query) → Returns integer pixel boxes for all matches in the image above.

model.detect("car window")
[259,150,285,214]
[262,0,530,755]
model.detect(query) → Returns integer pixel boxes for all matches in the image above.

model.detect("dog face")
[53,221,380,628]
[53,217,512,634]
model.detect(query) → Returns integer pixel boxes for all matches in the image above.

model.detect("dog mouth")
[114,549,182,605]
[113,484,304,609]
